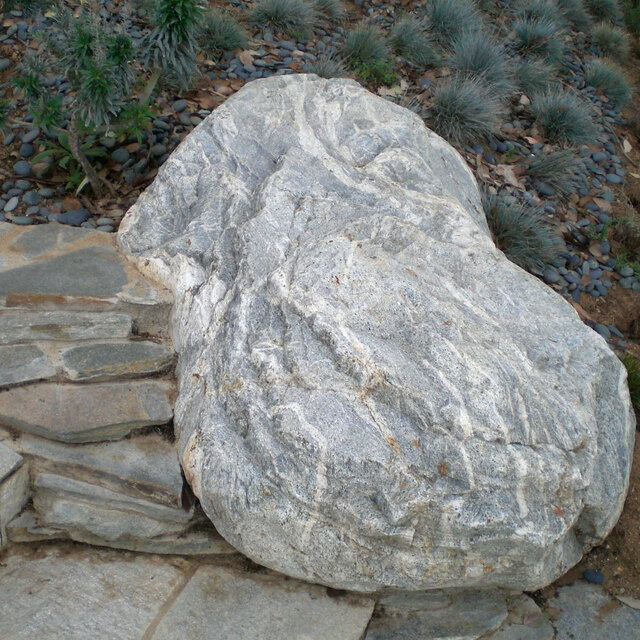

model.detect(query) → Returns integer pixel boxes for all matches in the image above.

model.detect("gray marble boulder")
[119,74,635,592]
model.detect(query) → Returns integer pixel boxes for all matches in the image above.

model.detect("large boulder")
[118,74,635,592]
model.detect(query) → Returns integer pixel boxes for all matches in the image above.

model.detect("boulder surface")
[119,74,634,592]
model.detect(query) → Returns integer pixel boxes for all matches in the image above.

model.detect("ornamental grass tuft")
[304,53,347,77]
[526,149,582,198]
[557,0,593,29]
[585,0,622,21]
[585,58,632,107]
[250,0,315,39]
[310,0,347,22]
[516,58,560,95]
[388,16,440,68]
[512,17,564,62]
[426,76,502,146]
[420,0,481,48]
[591,22,631,61]
[449,29,514,99]
[197,10,248,59]
[482,193,562,273]
[531,90,597,143]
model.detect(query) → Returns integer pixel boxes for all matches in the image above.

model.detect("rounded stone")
[111,148,130,164]
[4,196,19,212]
[13,161,32,177]
[118,75,635,594]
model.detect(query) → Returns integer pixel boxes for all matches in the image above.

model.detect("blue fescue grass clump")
[585,59,633,106]
[310,0,346,22]
[532,90,597,143]
[512,17,564,62]
[591,22,631,61]
[482,193,562,272]
[304,53,347,77]
[585,0,622,21]
[621,354,640,413]
[388,16,440,68]
[420,0,481,48]
[516,0,566,26]
[516,58,560,95]
[343,24,398,85]
[197,10,248,59]
[557,0,593,29]
[250,0,315,39]
[526,149,582,198]
[426,76,502,146]
[449,29,514,99]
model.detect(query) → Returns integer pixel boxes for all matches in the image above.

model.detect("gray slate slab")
[0,380,174,442]
[0,310,133,343]
[0,343,56,386]
[0,546,186,640]
[150,564,375,640]
[60,340,174,381]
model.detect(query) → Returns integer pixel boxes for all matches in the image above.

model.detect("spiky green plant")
[557,0,593,28]
[591,22,630,61]
[250,0,315,38]
[304,53,347,77]
[115,102,157,145]
[585,0,622,21]
[532,90,597,143]
[351,59,398,86]
[141,0,205,92]
[420,0,481,48]
[388,16,440,68]
[512,17,563,62]
[197,10,248,59]
[624,0,640,35]
[310,0,346,22]
[622,354,640,413]
[585,59,632,107]
[0,99,10,132]
[343,24,389,66]
[29,95,63,131]
[0,0,52,15]
[516,58,560,95]
[426,77,502,146]
[449,29,514,99]
[527,150,581,198]
[482,193,561,272]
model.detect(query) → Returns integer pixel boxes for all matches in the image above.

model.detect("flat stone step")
[60,340,174,381]
[7,507,238,556]
[0,310,133,343]
[0,344,57,386]
[33,473,193,544]
[0,546,188,640]
[0,546,375,640]
[0,380,174,443]
[0,222,172,336]
[1,429,184,507]
[0,442,29,548]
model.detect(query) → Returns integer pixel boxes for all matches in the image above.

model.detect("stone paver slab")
[0,440,23,482]
[484,595,554,640]
[0,546,186,640]
[60,340,174,381]
[0,380,174,442]
[0,344,56,386]
[1,429,184,507]
[364,590,508,640]
[550,582,640,640]
[150,564,375,640]
[0,462,29,548]
[0,310,133,343]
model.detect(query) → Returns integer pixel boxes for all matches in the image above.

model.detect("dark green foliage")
[351,59,399,86]
[343,24,389,66]
[12,70,44,101]
[482,193,561,272]
[30,95,63,130]
[624,0,640,35]
[449,29,513,99]
[526,149,581,198]
[310,0,346,22]
[516,58,560,95]
[197,10,248,59]
[557,0,593,29]
[585,59,632,106]
[0,99,10,131]
[532,90,596,143]
[304,53,347,77]
[250,0,315,39]
[585,0,622,21]
[0,0,52,15]
[115,102,156,145]
[591,22,630,62]
[621,354,640,413]
[426,77,502,146]
[388,17,440,68]
[512,17,563,62]
[420,0,481,48]
[142,0,205,87]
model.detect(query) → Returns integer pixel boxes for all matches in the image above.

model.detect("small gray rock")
[21,128,40,144]
[19,143,35,158]
[171,99,188,112]
[4,196,19,212]
[111,148,130,164]
[13,161,31,177]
